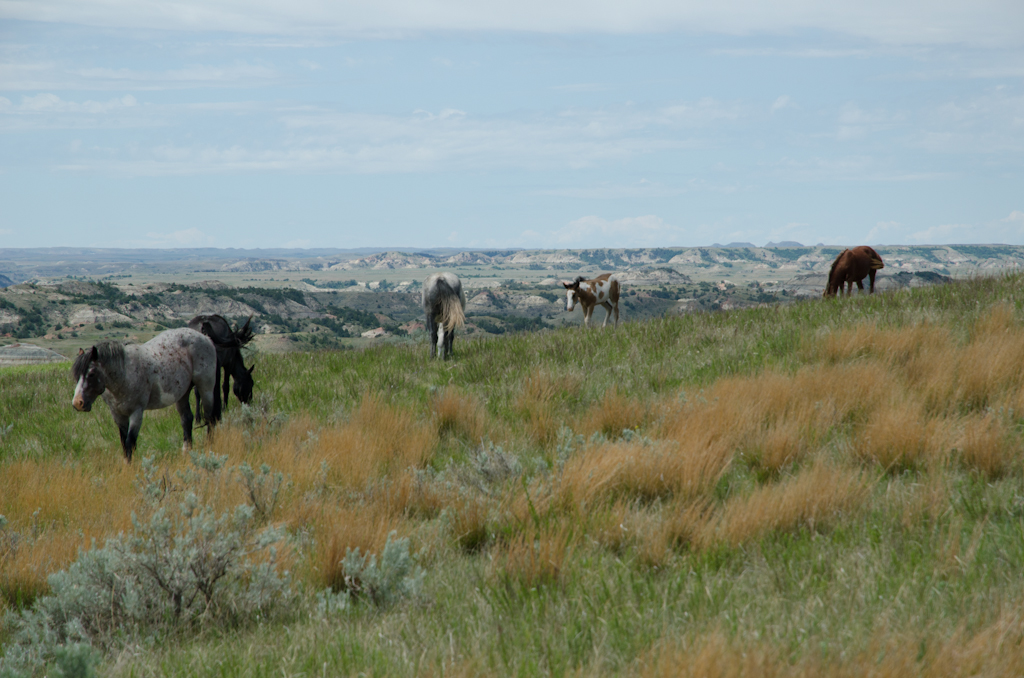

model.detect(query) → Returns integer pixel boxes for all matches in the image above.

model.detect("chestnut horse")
[824,246,885,297]
[563,273,620,327]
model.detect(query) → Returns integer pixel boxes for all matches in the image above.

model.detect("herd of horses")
[71,247,883,462]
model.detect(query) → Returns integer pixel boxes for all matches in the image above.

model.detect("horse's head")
[563,277,584,311]
[234,364,255,404]
[71,346,107,412]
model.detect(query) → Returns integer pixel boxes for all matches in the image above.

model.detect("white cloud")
[48,100,735,175]
[771,95,794,112]
[908,211,1024,245]
[0,59,279,91]
[550,215,688,248]
[865,220,901,243]
[1,0,1019,47]
[139,227,215,247]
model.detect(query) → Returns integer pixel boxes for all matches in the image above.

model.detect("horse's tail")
[440,288,466,333]
[866,247,885,270]
[197,321,223,427]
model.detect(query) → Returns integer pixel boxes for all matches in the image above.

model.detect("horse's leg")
[601,301,613,327]
[444,326,455,360]
[426,314,438,359]
[845,281,853,297]
[222,361,231,411]
[125,408,144,463]
[113,413,131,460]
[176,391,195,451]
[584,305,592,327]
[856,279,865,294]
[869,270,877,293]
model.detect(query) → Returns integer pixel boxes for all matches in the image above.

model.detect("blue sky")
[0,1,1022,250]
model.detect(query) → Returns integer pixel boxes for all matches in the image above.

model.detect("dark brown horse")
[824,246,885,297]
[187,315,255,408]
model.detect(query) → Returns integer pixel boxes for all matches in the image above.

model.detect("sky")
[0,1,1022,250]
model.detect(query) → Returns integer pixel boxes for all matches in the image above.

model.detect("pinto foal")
[563,273,620,328]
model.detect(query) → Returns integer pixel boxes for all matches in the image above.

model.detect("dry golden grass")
[261,395,438,491]
[699,462,868,549]
[433,388,487,443]
[516,370,581,446]
[557,437,731,508]
[580,387,648,438]
[448,495,490,552]
[956,413,1018,479]
[0,459,138,603]
[300,501,401,591]
[638,499,712,567]
[640,610,1024,678]
[850,399,937,472]
[489,525,576,590]
[747,418,812,474]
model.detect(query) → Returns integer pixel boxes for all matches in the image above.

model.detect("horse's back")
[187,314,234,345]
[423,272,464,309]
[140,329,218,408]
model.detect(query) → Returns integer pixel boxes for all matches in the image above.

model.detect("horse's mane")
[572,276,586,285]
[828,249,850,278]
[71,341,126,380]
[233,316,255,347]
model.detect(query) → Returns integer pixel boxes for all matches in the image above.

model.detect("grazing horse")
[563,273,620,328]
[423,272,466,360]
[71,328,221,462]
[188,314,255,409]
[824,246,885,297]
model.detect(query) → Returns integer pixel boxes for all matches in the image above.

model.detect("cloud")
[771,95,795,112]
[2,0,1019,47]
[0,59,280,91]
[907,211,1024,245]
[864,220,901,243]
[139,227,215,247]
[550,214,688,248]
[47,99,736,175]
[539,177,737,199]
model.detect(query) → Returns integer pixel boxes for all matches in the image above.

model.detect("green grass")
[6,274,1024,675]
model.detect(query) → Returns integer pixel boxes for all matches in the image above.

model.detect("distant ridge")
[0,274,13,288]
[711,242,758,249]
[764,241,805,248]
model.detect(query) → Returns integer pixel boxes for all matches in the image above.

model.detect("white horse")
[422,272,466,359]
[72,328,221,462]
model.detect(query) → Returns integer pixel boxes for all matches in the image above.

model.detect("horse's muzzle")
[73,398,91,412]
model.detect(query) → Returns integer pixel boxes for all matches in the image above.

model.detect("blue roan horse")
[422,272,466,360]
[188,314,255,409]
[72,328,222,462]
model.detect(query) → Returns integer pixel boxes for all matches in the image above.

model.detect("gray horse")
[71,328,222,462]
[422,272,466,360]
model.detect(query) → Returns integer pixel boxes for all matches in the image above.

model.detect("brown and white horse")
[563,273,620,328]
[823,246,885,297]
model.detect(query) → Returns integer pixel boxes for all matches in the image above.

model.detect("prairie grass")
[6,273,1024,675]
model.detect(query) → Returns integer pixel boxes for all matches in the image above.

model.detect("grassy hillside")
[4,274,1024,675]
